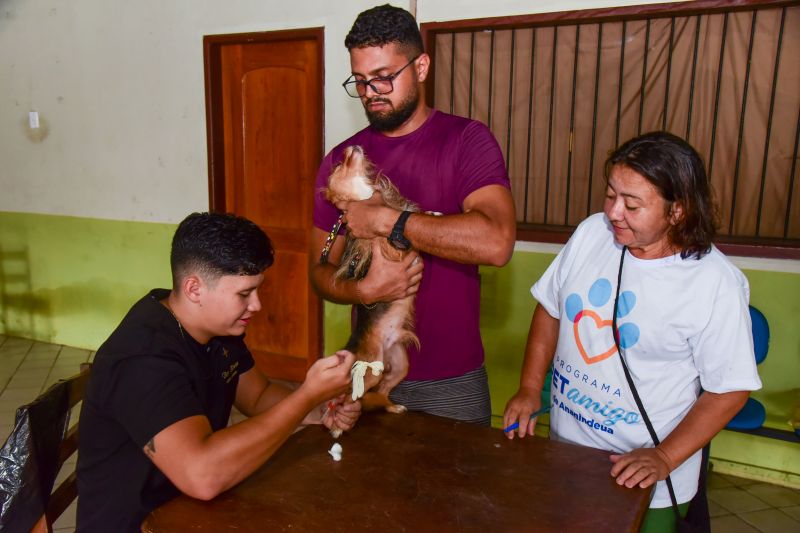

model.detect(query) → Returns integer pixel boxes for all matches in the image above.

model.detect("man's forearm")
[309,261,359,305]
[404,210,514,266]
[246,380,298,415]
[340,184,516,267]
[153,389,319,500]
[204,390,322,492]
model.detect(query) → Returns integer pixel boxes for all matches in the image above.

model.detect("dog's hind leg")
[371,343,409,414]
[360,391,402,412]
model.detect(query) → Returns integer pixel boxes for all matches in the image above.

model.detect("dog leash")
[319,212,365,281]
[319,213,345,264]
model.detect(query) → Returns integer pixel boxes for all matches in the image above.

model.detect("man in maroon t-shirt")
[310,4,516,425]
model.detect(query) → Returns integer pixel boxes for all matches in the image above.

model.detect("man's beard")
[364,89,419,132]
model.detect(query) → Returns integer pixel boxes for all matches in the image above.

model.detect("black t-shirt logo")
[222,360,240,383]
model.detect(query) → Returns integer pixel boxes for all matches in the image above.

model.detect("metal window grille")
[426,2,800,246]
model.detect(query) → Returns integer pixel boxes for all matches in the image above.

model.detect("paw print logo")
[564,278,639,365]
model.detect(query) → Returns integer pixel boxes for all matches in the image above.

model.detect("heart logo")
[573,309,617,365]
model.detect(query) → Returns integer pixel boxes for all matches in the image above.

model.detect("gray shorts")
[389,365,492,426]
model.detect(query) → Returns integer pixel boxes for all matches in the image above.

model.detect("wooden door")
[204,29,323,382]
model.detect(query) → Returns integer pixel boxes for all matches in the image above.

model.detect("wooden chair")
[33,362,91,532]
[0,362,91,533]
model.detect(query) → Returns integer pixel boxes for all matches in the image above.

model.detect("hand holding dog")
[337,194,395,240]
[357,240,423,304]
[321,395,362,432]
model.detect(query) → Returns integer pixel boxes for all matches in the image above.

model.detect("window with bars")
[422,0,800,255]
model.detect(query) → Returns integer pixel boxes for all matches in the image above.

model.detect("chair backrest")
[38,362,92,532]
[0,362,91,533]
[749,305,769,365]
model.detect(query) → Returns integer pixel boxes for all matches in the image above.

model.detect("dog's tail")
[401,309,420,350]
[401,331,421,350]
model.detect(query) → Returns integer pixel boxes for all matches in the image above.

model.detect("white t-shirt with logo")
[532,212,762,508]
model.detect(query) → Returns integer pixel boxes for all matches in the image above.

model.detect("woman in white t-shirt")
[503,132,761,532]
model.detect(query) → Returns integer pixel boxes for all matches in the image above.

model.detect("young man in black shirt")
[76,212,360,532]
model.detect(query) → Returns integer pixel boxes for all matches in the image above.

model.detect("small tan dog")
[324,145,419,414]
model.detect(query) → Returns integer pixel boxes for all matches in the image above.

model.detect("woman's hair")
[344,4,424,59]
[170,212,274,286]
[606,131,718,259]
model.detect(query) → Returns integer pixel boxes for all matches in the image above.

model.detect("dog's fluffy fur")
[324,145,419,413]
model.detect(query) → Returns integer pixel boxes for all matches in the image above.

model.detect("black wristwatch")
[388,211,413,250]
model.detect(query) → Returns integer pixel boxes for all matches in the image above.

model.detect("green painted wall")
[0,211,174,349]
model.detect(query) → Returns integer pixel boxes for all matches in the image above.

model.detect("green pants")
[640,503,690,533]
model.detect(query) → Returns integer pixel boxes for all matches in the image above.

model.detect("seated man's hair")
[345,4,424,58]
[171,212,274,285]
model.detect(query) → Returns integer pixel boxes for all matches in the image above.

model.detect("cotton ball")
[328,442,343,461]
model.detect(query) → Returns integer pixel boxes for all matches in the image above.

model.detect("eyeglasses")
[342,56,419,98]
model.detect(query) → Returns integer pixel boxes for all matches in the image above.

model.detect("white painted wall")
[0,0,678,223]
[0,0,387,222]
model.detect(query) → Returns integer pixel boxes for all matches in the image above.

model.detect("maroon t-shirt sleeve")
[455,121,511,206]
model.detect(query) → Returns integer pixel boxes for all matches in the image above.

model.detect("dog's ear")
[376,174,417,211]
[362,156,377,183]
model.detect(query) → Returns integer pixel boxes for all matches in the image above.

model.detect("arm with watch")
[308,204,424,308]
[338,184,516,266]
[308,184,515,308]
[387,210,414,250]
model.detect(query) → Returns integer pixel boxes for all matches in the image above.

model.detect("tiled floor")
[0,335,94,532]
[1,334,798,533]
[708,474,800,532]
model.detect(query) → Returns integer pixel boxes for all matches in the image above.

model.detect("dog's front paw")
[385,404,407,414]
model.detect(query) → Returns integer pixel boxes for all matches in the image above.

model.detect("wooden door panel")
[251,231,312,356]
[242,67,310,229]
[249,249,309,355]
[205,30,323,382]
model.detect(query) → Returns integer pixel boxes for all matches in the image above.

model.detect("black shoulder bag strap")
[611,246,685,526]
